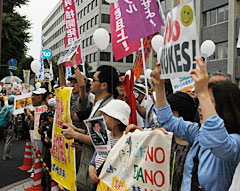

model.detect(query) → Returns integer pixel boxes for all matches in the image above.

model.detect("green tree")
[1,0,31,79]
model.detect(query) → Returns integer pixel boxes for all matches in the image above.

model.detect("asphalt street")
[0,139,30,188]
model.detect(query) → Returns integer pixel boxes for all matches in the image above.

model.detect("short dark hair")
[208,81,240,134]
[96,65,119,96]
[42,92,53,102]
[167,91,196,122]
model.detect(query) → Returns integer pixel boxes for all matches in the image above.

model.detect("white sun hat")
[99,99,131,126]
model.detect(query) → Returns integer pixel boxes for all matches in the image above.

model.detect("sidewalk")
[0,178,33,191]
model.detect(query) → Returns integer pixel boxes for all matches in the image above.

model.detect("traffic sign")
[9,66,17,70]
[43,49,52,59]
[9,58,17,66]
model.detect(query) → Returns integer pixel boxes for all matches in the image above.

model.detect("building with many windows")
[42,0,240,82]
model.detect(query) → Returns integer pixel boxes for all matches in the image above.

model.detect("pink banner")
[110,3,141,61]
[118,0,163,42]
[63,0,81,67]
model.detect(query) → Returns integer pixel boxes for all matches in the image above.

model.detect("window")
[101,14,110,23]
[208,41,228,60]
[86,38,89,47]
[95,15,98,25]
[90,36,93,45]
[89,54,92,63]
[83,23,86,32]
[100,52,111,61]
[204,5,228,27]
[113,56,123,62]
[94,52,97,62]
[126,54,133,63]
[91,18,94,27]
[95,0,98,7]
[217,42,228,59]
[80,10,83,18]
[91,1,94,9]
[86,55,89,64]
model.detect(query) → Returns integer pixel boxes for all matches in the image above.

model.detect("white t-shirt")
[229,163,240,191]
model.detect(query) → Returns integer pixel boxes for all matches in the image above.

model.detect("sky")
[16,0,60,59]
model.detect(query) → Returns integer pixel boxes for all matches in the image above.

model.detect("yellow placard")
[51,88,76,191]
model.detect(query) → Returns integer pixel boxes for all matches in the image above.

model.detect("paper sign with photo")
[133,87,146,104]
[13,93,34,115]
[57,38,81,65]
[170,77,195,93]
[84,116,111,157]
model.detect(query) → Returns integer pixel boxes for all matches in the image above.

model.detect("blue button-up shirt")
[154,104,240,191]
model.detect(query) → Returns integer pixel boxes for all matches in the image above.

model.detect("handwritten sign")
[160,1,200,79]
[97,130,173,191]
[51,88,76,191]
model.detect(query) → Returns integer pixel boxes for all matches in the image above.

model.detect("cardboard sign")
[118,0,163,42]
[170,77,195,93]
[84,116,111,157]
[34,105,48,140]
[133,35,154,80]
[51,88,76,191]
[63,0,81,67]
[97,130,173,191]
[160,1,200,79]
[57,38,81,65]
[13,93,34,115]
[110,3,140,61]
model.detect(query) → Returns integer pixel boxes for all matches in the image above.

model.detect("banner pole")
[156,0,166,25]
[140,38,149,101]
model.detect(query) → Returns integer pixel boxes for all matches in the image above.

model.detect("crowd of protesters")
[0,54,240,191]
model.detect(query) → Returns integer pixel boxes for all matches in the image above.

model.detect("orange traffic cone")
[51,181,60,191]
[24,149,43,191]
[18,140,33,171]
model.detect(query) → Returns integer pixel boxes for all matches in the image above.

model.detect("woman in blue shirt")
[151,57,240,191]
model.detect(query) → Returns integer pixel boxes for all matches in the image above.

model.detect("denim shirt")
[154,103,240,191]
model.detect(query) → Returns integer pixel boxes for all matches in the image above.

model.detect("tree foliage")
[1,0,31,79]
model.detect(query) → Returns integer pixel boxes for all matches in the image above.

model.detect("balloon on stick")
[200,40,216,57]
[145,69,153,80]
[31,60,41,74]
[151,35,164,52]
[35,82,41,89]
[93,28,110,50]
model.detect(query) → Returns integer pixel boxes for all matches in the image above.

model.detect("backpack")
[0,106,13,129]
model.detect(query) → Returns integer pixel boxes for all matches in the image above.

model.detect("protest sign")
[63,0,81,67]
[36,36,45,82]
[110,3,140,61]
[170,77,195,93]
[97,130,173,191]
[133,34,154,80]
[118,0,163,42]
[57,38,81,65]
[13,93,34,115]
[133,87,146,104]
[23,70,30,85]
[84,116,110,157]
[160,0,200,79]
[51,88,76,191]
[34,105,48,140]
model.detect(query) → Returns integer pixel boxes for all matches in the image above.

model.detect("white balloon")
[13,82,18,88]
[151,35,164,52]
[200,40,216,57]
[105,0,118,3]
[0,85,2,92]
[157,47,163,63]
[35,82,41,89]
[93,28,110,50]
[31,60,41,74]
[145,69,152,80]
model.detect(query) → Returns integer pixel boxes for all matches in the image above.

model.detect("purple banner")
[118,0,163,42]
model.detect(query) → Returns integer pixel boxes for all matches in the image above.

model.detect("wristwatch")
[73,65,78,70]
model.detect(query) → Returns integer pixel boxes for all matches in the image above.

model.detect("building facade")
[42,0,240,82]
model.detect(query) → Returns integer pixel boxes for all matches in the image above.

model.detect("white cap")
[33,88,47,95]
[99,99,131,126]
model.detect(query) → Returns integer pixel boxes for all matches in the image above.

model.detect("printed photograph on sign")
[133,87,146,104]
[160,0,200,79]
[84,116,111,157]
[13,93,34,115]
